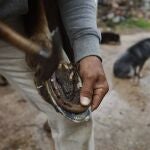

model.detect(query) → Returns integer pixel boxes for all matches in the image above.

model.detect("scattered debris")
[98,0,150,26]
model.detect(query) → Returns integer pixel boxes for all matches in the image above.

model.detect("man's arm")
[58,0,101,62]
[58,0,109,111]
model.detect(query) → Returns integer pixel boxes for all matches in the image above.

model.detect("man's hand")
[79,56,109,111]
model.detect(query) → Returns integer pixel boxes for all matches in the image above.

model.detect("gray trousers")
[0,18,95,150]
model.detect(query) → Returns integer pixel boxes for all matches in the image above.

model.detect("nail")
[80,96,91,106]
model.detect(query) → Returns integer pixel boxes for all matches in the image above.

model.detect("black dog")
[101,32,121,45]
[113,38,150,79]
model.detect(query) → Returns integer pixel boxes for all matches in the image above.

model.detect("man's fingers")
[80,77,95,106]
[91,83,109,111]
[78,56,109,110]
[91,89,105,111]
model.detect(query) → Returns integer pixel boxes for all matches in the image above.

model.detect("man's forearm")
[58,0,101,62]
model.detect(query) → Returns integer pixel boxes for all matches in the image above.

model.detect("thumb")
[80,77,94,106]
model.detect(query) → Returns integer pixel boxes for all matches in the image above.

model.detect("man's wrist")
[73,35,102,62]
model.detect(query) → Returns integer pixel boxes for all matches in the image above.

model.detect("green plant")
[118,18,150,29]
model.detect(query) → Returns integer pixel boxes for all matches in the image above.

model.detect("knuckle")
[81,89,91,94]
[98,72,106,81]
[104,82,109,93]
[101,82,109,94]
[86,73,97,80]
[80,90,93,98]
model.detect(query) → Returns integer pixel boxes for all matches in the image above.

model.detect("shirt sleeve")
[58,0,102,62]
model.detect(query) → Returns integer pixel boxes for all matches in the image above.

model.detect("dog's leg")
[138,63,145,78]
[25,0,61,81]
[132,66,140,85]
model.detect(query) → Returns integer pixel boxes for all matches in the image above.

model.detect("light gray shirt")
[0,0,101,62]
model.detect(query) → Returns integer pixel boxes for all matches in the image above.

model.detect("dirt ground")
[0,32,150,150]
